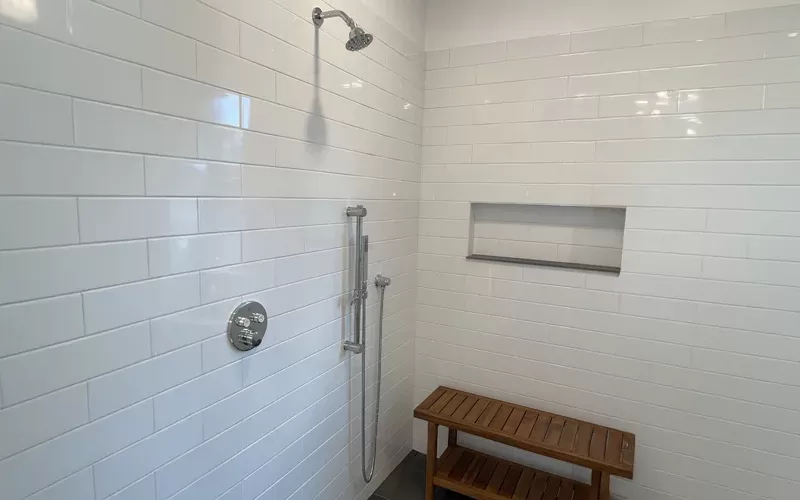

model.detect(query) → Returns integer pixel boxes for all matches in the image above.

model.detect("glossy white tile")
[148,233,241,277]
[725,4,800,37]
[473,102,534,124]
[0,0,72,38]
[765,82,800,109]
[0,241,148,305]
[568,71,638,97]
[93,415,203,499]
[82,273,200,334]
[639,57,800,92]
[26,469,94,500]
[198,124,276,166]
[198,198,276,233]
[0,295,84,357]
[571,25,643,52]
[0,322,150,405]
[0,143,144,196]
[241,228,306,262]
[106,475,156,500]
[197,43,276,102]
[596,135,800,161]
[422,145,472,164]
[506,34,570,60]
[425,66,476,89]
[425,49,449,70]
[600,91,678,117]
[449,42,506,67]
[423,127,447,145]
[67,0,196,78]
[143,70,240,127]
[0,0,420,497]
[154,425,241,499]
[0,385,88,460]
[678,86,765,113]
[275,74,419,145]
[150,299,239,355]
[533,97,599,121]
[153,363,242,430]
[74,100,198,157]
[145,157,241,197]
[0,25,142,108]
[141,0,238,54]
[88,345,201,419]
[644,15,726,45]
[200,260,276,304]
[0,83,73,145]
[0,401,153,500]
[0,197,78,250]
[94,0,140,16]
[423,106,474,127]
[78,198,198,243]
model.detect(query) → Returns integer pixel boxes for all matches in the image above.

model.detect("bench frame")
[416,387,634,500]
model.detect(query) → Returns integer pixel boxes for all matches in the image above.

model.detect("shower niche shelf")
[467,203,626,275]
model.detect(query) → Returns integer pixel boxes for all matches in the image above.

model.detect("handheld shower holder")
[343,205,390,482]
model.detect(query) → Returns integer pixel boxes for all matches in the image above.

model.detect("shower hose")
[361,283,386,483]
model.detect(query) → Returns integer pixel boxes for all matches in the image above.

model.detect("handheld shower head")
[312,7,373,52]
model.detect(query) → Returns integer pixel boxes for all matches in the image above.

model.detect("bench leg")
[426,422,438,500]
[591,470,610,500]
[448,428,458,446]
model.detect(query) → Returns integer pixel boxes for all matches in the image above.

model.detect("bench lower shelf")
[435,445,590,500]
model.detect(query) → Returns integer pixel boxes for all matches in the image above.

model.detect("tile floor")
[370,451,470,500]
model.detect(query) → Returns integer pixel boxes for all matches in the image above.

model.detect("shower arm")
[312,8,356,29]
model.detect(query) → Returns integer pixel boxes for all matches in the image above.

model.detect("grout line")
[70,97,76,145]
[417,294,800,373]
[415,330,800,411]
[0,27,423,131]
[0,259,416,362]
[113,0,428,106]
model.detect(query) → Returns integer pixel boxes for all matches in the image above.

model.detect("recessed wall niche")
[467,203,626,274]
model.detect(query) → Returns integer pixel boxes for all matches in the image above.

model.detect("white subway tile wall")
[0,2,421,500]
[416,5,800,500]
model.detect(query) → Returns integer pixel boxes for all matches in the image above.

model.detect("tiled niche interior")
[468,203,626,274]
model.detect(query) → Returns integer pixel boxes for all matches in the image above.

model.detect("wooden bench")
[414,387,635,500]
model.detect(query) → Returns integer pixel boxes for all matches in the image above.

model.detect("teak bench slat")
[416,386,635,500]
[434,445,591,500]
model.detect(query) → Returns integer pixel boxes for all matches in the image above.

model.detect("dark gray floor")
[370,451,470,500]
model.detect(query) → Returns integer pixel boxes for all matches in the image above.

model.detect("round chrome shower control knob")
[238,329,260,348]
[227,301,268,351]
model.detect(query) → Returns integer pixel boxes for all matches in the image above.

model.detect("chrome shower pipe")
[312,8,356,29]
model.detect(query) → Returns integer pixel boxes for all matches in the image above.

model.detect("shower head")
[346,27,373,51]
[312,7,373,52]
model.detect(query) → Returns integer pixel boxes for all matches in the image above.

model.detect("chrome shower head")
[346,27,373,51]
[312,7,373,52]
